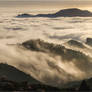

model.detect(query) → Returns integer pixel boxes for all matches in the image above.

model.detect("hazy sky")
[0,0,92,11]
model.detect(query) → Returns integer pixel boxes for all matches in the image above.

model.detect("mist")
[0,7,92,88]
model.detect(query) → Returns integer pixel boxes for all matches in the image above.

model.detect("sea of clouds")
[0,9,92,87]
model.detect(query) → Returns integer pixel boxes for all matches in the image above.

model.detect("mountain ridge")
[16,8,92,18]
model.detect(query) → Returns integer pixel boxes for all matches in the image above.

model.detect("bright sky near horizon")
[0,0,92,11]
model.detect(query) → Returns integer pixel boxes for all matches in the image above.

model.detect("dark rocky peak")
[79,80,90,91]
[67,40,85,48]
[0,63,40,84]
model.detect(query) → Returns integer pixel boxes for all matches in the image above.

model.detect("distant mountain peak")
[54,8,92,17]
[57,8,82,12]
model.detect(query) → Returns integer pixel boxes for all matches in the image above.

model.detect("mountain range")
[0,37,92,91]
[17,8,92,18]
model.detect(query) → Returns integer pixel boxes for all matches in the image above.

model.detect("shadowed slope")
[0,64,61,91]
[0,63,40,84]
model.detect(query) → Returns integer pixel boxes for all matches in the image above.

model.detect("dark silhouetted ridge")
[54,8,92,17]
[0,63,61,91]
[22,39,90,62]
[16,8,92,18]
[0,63,39,84]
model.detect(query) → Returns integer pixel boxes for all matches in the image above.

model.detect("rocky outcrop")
[67,40,85,48]
[86,38,92,46]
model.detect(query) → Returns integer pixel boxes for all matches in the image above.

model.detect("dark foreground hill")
[0,63,60,91]
[0,63,92,91]
[16,8,92,18]
[0,63,39,84]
